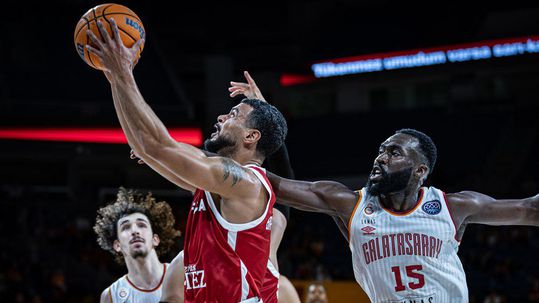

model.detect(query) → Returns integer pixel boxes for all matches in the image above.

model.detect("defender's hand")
[229,71,266,102]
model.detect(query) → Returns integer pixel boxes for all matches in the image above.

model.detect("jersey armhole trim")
[347,189,363,241]
[442,191,461,243]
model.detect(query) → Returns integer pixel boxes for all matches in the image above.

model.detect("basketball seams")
[74,18,88,39]
[75,4,144,70]
[85,33,98,69]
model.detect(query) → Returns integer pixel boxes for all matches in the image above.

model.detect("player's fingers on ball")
[133,38,144,52]
[138,159,144,165]
[96,21,112,44]
[108,18,122,45]
[86,30,104,49]
[86,45,103,57]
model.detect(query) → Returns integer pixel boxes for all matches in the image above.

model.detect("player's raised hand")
[229,71,267,102]
[86,18,144,74]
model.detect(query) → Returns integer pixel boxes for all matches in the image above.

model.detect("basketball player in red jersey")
[137,72,300,303]
[86,20,287,303]
[229,71,300,303]
[230,75,539,301]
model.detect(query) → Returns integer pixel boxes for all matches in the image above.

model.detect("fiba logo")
[422,200,442,215]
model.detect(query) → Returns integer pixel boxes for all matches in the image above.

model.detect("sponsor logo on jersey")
[364,203,374,215]
[191,198,207,213]
[361,225,376,235]
[361,218,376,225]
[118,287,129,300]
[185,264,207,290]
[422,199,442,215]
[386,294,435,303]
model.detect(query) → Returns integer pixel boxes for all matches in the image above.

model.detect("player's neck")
[221,148,263,166]
[379,187,422,212]
[125,250,164,289]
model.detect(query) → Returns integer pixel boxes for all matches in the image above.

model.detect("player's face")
[204,103,254,155]
[306,285,328,303]
[115,213,158,260]
[366,133,421,195]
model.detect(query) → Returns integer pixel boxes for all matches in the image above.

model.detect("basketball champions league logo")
[422,200,442,215]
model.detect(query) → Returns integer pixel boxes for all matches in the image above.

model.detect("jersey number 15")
[391,265,425,292]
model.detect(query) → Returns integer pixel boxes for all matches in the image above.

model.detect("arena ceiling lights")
[0,128,203,146]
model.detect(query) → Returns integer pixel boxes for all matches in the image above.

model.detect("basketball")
[74,3,145,70]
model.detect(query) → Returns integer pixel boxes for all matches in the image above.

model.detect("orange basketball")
[74,3,145,70]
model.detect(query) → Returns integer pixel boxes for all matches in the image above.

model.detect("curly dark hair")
[396,128,437,174]
[241,98,288,157]
[93,187,181,264]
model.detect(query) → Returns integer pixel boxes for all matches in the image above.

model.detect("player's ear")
[416,164,429,183]
[153,234,160,247]
[244,128,261,145]
[113,239,121,253]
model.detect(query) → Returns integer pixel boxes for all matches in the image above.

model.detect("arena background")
[1,1,539,302]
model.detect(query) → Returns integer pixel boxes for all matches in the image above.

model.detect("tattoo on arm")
[221,158,244,187]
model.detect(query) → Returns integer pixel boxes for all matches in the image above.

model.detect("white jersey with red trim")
[108,263,168,303]
[349,186,467,303]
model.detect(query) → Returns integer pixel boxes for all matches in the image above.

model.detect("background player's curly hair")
[93,187,181,263]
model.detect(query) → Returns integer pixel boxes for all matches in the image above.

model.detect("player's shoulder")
[100,287,112,303]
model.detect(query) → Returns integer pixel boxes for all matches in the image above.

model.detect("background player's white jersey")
[108,263,168,303]
[349,187,467,303]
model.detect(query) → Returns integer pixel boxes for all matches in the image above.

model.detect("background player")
[94,187,180,303]
[86,19,288,302]
[305,283,328,303]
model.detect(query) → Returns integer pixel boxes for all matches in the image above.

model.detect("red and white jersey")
[349,186,467,303]
[183,164,275,303]
[108,263,168,303]
[260,260,280,303]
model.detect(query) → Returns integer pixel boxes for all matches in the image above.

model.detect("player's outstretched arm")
[447,191,539,227]
[266,172,358,216]
[87,19,264,198]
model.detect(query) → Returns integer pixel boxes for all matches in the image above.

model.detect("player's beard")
[366,167,413,196]
[203,133,237,156]
[130,247,149,259]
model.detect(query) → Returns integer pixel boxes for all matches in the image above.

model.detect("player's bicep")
[450,191,531,226]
